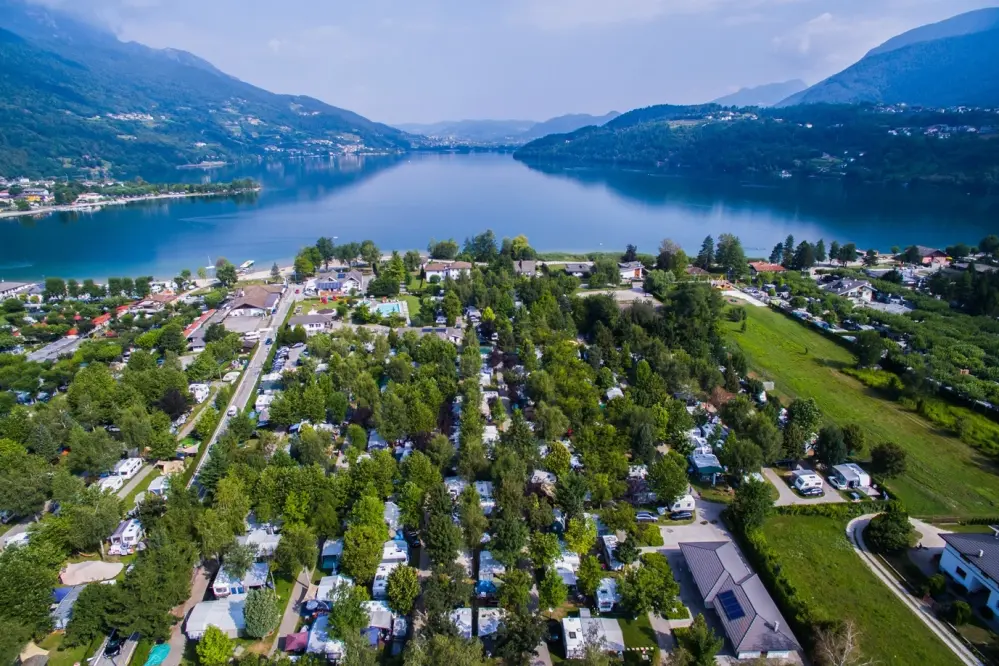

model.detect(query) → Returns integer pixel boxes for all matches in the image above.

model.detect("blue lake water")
[0,152,996,281]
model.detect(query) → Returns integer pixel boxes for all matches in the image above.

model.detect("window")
[955,566,967,579]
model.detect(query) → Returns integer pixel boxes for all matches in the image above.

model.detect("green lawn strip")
[123,468,162,507]
[616,614,659,665]
[726,305,999,518]
[761,514,957,666]
[39,633,101,666]
[131,638,153,666]
[401,295,421,319]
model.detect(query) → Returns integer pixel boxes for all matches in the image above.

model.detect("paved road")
[269,568,313,656]
[117,465,154,500]
[910,518,949,577]
[91,633,139,666]
[163,567,212,666]
[846,515,982,666]
[762,467,844,506]
[188,287,299,489]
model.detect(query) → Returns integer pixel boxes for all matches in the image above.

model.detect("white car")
[227,406,238,417]
[827,476,846,490]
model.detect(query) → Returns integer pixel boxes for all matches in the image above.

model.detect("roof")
[477,608,504,636]
[362,600,394,630]
[563,613,625,655]
[915,245,946,257]
[214,561,269,590]
[514,260,537,274]
[60,560,124,585]
[691,452,723,474]
[832,463,868,482]
[748,261,786,273]
[185,595,247,638]
[231,285,282,311]
[564,262,592,274]
[284,631,309,652]
[821,278,872,297]
[450,608,473,638]
[237,527,281,556]
[0,281,29,292]
[316,574,354,602]
[51,585,85,626]
[321,538,344,559]
[941,533,999,583]
[685,266,710,276]
[307,613,345,657]
[288,314,332,327]
[679,542,800,655]
[425,261,471,272]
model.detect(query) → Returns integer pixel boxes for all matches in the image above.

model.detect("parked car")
[799,487,823,497]
[227,406,238,417]
[635,512,657,523]
[104,634,124,658]
[670,511,693,521]
[265,338,273,345]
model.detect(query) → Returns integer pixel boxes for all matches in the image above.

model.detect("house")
[109,519,144,552]
[147,475,170,497]
[186,596,247,639]
[911,246,950,267]
[748,262,786,275]
[189,383,211,404]
[606,387,624,401]
[554,545,580,587]
[0,282,31,299]
[316,575,355,603]
[939,532,999,616]
[820,278,875,302]
[564,263,592,278]
[475,481,496,515]
[790,470,823,492]
[514,260,538,277]
[685,266,711,277]
[829,463,871,490]
[321,538,344,571]
[444,476,468,500]
[424,261,472,281]
[680,542,800,660]
[287,314,333,335]
[596,577,620,612]
[236,525,281,558]
[362,600,395,635]
[91,313,112,330]
[477,550,505,597]
[227,285,283,317]
[212,562,269,598]
[477,607,504,638]
[450,608,473,639]
[618,261,644,281]
[340,271,364,292]
[563,610,625,659]
[51,585,86,630]
[601,535,623,571]
[306,613,345,660]
[114,457,143,480]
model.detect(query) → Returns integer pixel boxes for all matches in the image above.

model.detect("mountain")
[0,0,409,178]
[397,112,620,144]
[395,119,537,143]
[519,112,621,141]
[712,80,806,107]
[778,8,999,108]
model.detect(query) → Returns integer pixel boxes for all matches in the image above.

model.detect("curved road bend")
[846,515,981,666]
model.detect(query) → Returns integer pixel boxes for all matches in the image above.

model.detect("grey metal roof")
[680,542,800,655]
[941,533,999,583]
[288,314,332,327]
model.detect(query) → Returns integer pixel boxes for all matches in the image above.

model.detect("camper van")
[668,494,696,513]
[114,457,143,480]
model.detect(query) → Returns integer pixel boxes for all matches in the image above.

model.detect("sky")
[32,0,999,124]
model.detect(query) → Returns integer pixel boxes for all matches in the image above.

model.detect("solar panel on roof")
[717,590,746,620]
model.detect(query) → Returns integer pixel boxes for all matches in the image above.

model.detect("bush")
[865,510,914,554]
[926,573,947,598]
[950,600,972,626]
[632,523,664,547]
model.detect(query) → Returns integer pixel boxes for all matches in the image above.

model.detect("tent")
[60,561,124,585]
[284,632,309,653]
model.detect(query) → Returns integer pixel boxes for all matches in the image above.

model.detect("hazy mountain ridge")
[0,0,409,178]
[397,112,621,144]
[779,8,999,107]
[712,80,807,107]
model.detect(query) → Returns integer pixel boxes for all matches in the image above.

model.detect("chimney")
[773,621,780,633]
[979,549,985,558]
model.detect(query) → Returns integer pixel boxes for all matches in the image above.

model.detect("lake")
[1,152,996,281]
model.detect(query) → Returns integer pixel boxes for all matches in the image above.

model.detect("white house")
[475,480,496,515]
[306,613,345,660]
[287,314,333,336]
[450,608,473,639]
[237,525,281,558]
[829,463,871,490]
[316,574,354,603]
[113,457,143,480]
[424,261,472,281]
[563,610,625,659]
[147,475,170,497]
[596,577,620,613]
[618,261,645,281]
[477,608,504,637]
[940,532,999,616]
[820,278,875,302]
[554,545,580,587]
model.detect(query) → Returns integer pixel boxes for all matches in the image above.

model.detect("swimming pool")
[372,301,402,316]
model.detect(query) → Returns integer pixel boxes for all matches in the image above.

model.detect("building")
[306,613,345,659]
[514,260,538,277]
[477,550,505,597]
[820,278,875,302]
[227,285,283,317]
[829,463,871,490]
[109,519,143,552]
[0,282,32,299]
[98,476,124,494]
[563,610,625,659]
[939,532,999,616]
[618,261,644,281]
[381,539,410,565]
[596,577,620,612]
[477,607,504,638]
[316,574,354,603]
[212,562,269,598]
[912,246,950,267]
[553,545,580,587]
[748,262,787,275]
[237,525,281,558]
[474,480,496,515]
[321,538,344,571]
[680,542,800,660]
[424,261,472,281]
[450,608,473,639]
[690,452,724,481]
[186,595,247,639]
[372,562,400,600]
[91,313,112,330]
[287,314,333,335]
[147,475,170,497]
[564,263,592,278]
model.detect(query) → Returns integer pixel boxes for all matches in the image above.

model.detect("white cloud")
[517,0,803,30]
[771,12,909,75]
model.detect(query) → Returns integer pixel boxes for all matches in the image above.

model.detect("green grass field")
[762,515,958,666]
[726,305,999,518]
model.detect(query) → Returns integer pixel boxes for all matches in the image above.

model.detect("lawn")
[761,514,958,666]
[401,295,422,319]
[123,468,162,507]
[39,633,100,666]
[616,614,659,665]
[726,305,999,518]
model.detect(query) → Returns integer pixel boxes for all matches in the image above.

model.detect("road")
[269,567,313,656]
[761,468,844,506]
[187,286,299,489]
[846,515,982,666]
[91,633,139,666]
[163,566,212,666]
[117,465,154,500]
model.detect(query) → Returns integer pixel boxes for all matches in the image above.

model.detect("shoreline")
[0,188,260,221]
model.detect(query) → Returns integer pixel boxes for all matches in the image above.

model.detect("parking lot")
[762,468,845,506]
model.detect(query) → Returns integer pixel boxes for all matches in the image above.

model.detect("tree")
[67,427,123,475]
[815,239,827,263]
[442,290,462,326]
[403,632,489,666]
[842,423,867,457]
[216,262,238,287]
[674,614,723,666]
[643,269,676,299]
[539,566,568,612]
[340,524,384,584]
[618,562,673,617]
[66,486,123,556]
[901,245,923,266]
[222,542,258,581]
[342,631,380,666]
[719,434,762,480]
[648,455,688,506]
[865,508,913,554]
[274,522,318,576]
[564,516,597,557]
[871,442,907,478]
[576,554,603,597]
[65,583,116,647]
[614,536,640,565]
[715,233,747,278]
[829,241,841,264]
[854,331,884,368]
[813,620,876,666]
[0,541,60,634]
[196,625,234,666]
[695,236,714,269]
[529,532,562,569]
[359,240,381,266]
[387,565,420,615]
[494,609,546,666]
[492,512,528,568]
[244,588,281,638]
[327,581,370,639]
[729,479,772,532]
[816,425,848,468]
[270,262,281,280]
[457,485,488,552]
[316,236,337,269]
[862,249,878,267]
[0,450,49,518]
[544,441,571,478]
